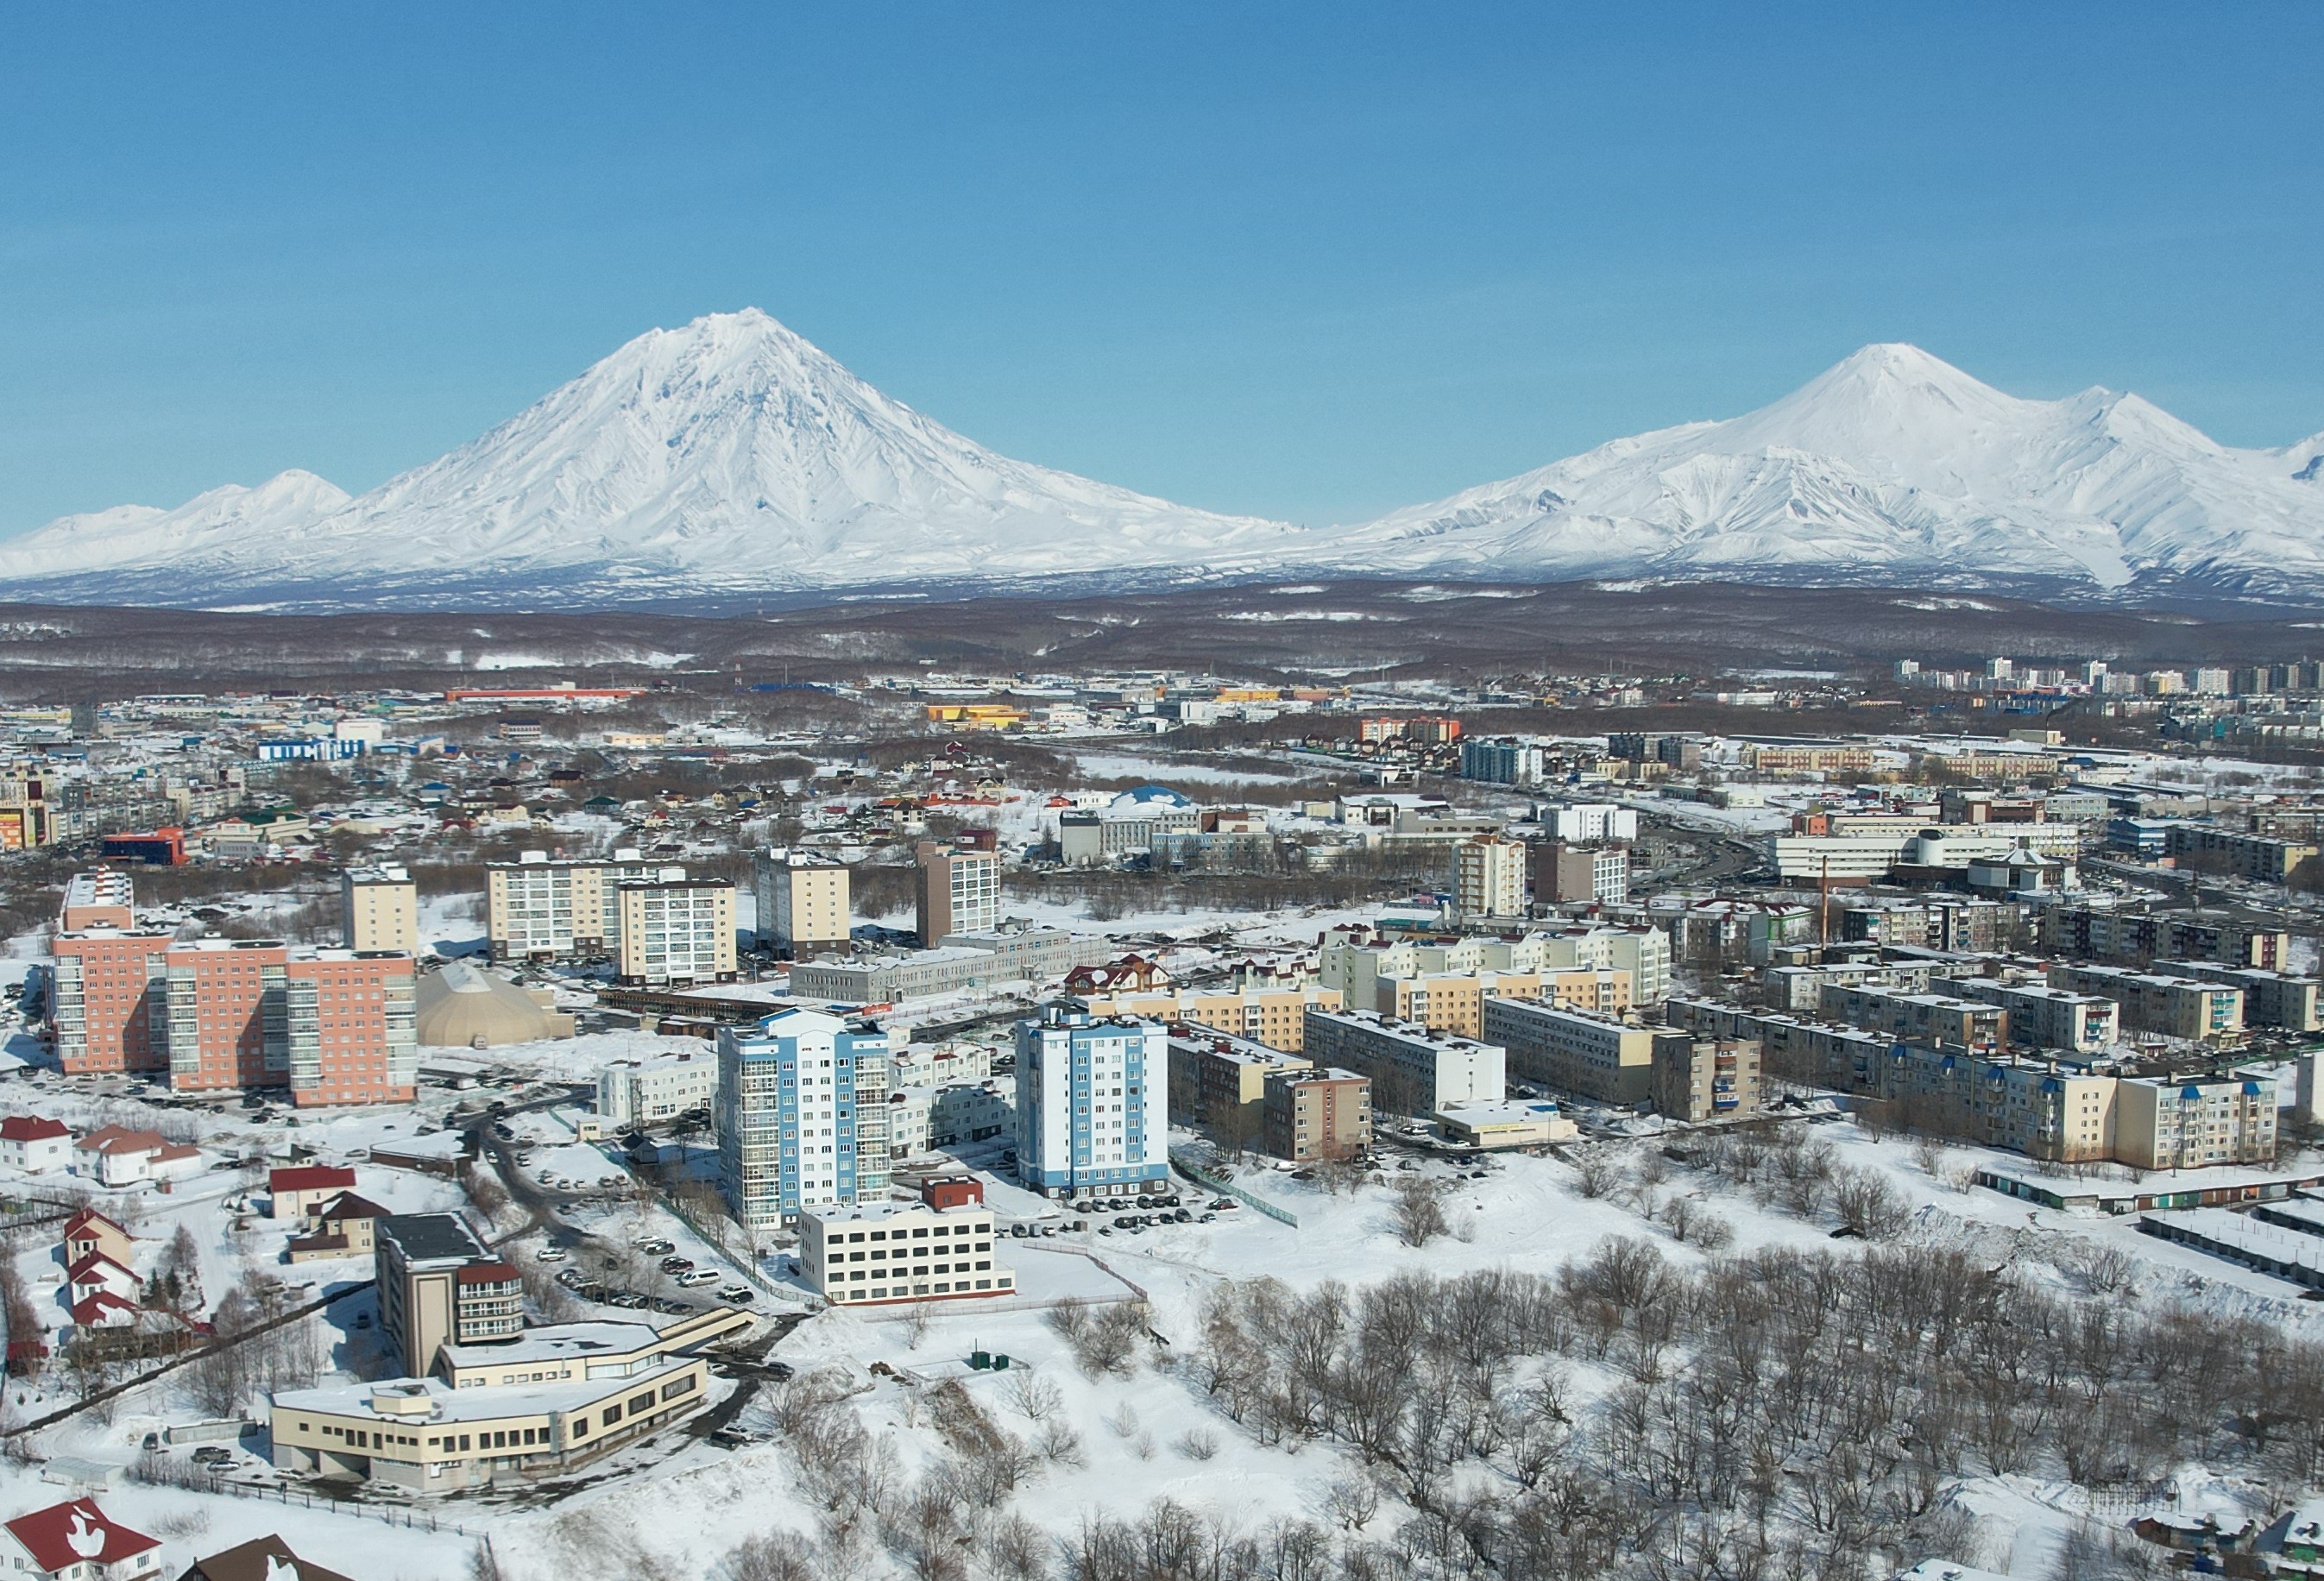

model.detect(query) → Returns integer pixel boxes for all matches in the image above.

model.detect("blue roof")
[1112,784,1193,807]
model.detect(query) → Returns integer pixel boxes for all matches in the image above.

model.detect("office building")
[915,842,1000,947]
[486,849,665,963]
[801,1175,1015,1307]
[1301,1005,1506,1114]
[1478,998,1659,1107]
[715,1007,891,1230]
[1434,1099,1578,1150]
[754,848,851,957]
[614,874,736,986]
[341,866,419,954]
[1649,1031,1762,1123]
[1261,1067,1372,1162]
[1015,1005,1168,1197]
[375,1214,523,1377]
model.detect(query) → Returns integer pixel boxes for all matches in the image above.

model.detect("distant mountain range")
[3,310,2319,609]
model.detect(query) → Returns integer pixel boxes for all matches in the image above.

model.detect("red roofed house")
[2,1496,163,1580]
[268,1164,357,1222]
[285,1193,388,1265]
[60,1209,133,1270]
[0,1116,72,1174]
[1061,954,1173,996]
[66,1250,141,1308]
[72,1126,202,1188]
[67,1289,142,1332]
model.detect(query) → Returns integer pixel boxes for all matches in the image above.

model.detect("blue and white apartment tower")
[717,1006,891,1229]
[1016,1003,1168,1198]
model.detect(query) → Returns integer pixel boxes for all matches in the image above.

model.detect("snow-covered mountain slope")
[3,326,2321,608]
[1328,343,2324,595]
[0,310,1300,605]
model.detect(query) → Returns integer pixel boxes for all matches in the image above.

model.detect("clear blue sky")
[3,3,2318,535]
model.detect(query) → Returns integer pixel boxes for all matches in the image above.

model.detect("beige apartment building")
[1083,985,1341,1052]
[2050,962,2246,1042]
[486,849,665,962]
[615,875,736,986]
[2114,1074,2277,1169]
[376,1213,523,1377]
[342,865,419,954]
[1262,1066,1372,1162]
[1649,1032,1763,1123]
[800,1176,1014,1307]
[1480,998,1660,1106]
[915,842,1000,947]
[1452,835,1528,921]
[1167,1028,1309,1138]
[1377,967,1632,1039]
[753,847,850,957]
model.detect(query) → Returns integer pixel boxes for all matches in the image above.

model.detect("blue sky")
[3,3,2317,534]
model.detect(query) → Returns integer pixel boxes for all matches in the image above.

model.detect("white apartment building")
[754,848,851,956]
[916,844,1002,946]
[887,1077,1017,1158]
[596,1049,720,1128]
[342,865,419,954]
[615,874,737,986]
[487,848,664,962]
[1015,1006,1168,1196]
[716,1008,891,1229]
[1540,803,1638,844]
[1452,835,1528,921]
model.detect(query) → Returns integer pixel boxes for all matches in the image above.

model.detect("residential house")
[0,1116,72,1173]
[1,1498,162,1581]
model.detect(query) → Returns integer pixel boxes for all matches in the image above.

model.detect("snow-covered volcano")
[4,322,2321,608]
[1334,343,2324,596]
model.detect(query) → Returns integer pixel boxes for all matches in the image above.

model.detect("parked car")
[717,1285,755,1304]
[659,1257,695,1274]
[536,1246,569,1263]
[677,1269,721,1287]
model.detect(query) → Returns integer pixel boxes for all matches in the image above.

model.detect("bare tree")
[1390,1176,1449,1248]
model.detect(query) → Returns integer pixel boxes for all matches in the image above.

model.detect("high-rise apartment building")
[485,848,665,963]
[341,865,419,954]
[915,841,1001,946]
[1015,1005,1168,1197]
[1537,841,1629,904]
[615,875,736,986]
[375,1213,523,1376]
[1451,835,1527,921]
[48,872,417,1108]
[716,1008,891,1229]
[753,848,851,957]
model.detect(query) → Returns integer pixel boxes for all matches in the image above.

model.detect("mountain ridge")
[3,312,2319,609]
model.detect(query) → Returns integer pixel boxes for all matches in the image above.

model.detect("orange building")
[48,872,418,1108]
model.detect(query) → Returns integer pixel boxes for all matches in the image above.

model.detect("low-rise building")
[1261,1067,1372,1162]
[1165,1030,1308,1141]
[268,1163,357,1220]
[790,929,1102,1003]
[800,1176,1014,1307]
[0,1115,72,1173]
[286,1192,387,1264]
[1935,975,2122,1054]
[595,1049,719,1128]
[2,1497,161,1581]
[1433,1098,1577,1150]
[72,1125,202,1187]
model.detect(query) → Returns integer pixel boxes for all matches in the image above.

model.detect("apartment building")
[715,1007,891,1229]
[60,868,135,930]
[1934,975,2121,1053]
[1760,960,1935,1012]
[789,927,1099,1003]
[1837,897,2023,953]
[1650,1032,1762,1123]
[886,1077,1015,1157]
[2114,1074,2278,1170]
[1376,968,1633,1039]
[1479,998,1659,1106]
[915,842,1001,946]
[595,1049,719,1128]
[801,1175,1015,1307]
[753,848,851,957]
[1301,1005,1506,1114]
[486,849,664,962]
[1451,835,1528,921]
[2037,904,2287,969]
[51,910,419,1108]
[1080,985,1339,1052]
[1015,1005,1169,1197]
[614,875,736,986]
[1166,1029,1309,1138]
[341,865,419,954]
[2165,824,2319,884]
[375,1214,523,1376]
[2155,961,2323,1033]
[2050,963,2245,1042]
[1537,841,1629,904]
[1818,984,2008,1049]
[1262,1067,1373,1162]
[1747,745,1879,775]
[1540,803,1638,843]
[1319,925,1670,1016]
[1460,738,1545,786]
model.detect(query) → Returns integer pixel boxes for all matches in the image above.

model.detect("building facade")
[375,1214,522,1377]
[341,865,419,954]
[485,850,664,963]
[1649,1031,1762,1123]
[1015,1005,1168,1197]
[1261,1067,1372,1162]
[595,1049,719,1128]
[801,1176,1015,1306]
[914,842,1001,946]
[1479,998,1660,1106]
[715,1007,891,1229]
[1301,1006,1507,1114]
[754,848,851,957]
[614,875,737,986]
[1451,835,1527,921]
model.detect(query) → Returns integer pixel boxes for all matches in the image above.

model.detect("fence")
[1168,1151,1299,1228]
[191,1475,483,1538]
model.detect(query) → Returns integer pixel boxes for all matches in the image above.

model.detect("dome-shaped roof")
[415,961,568,1048]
